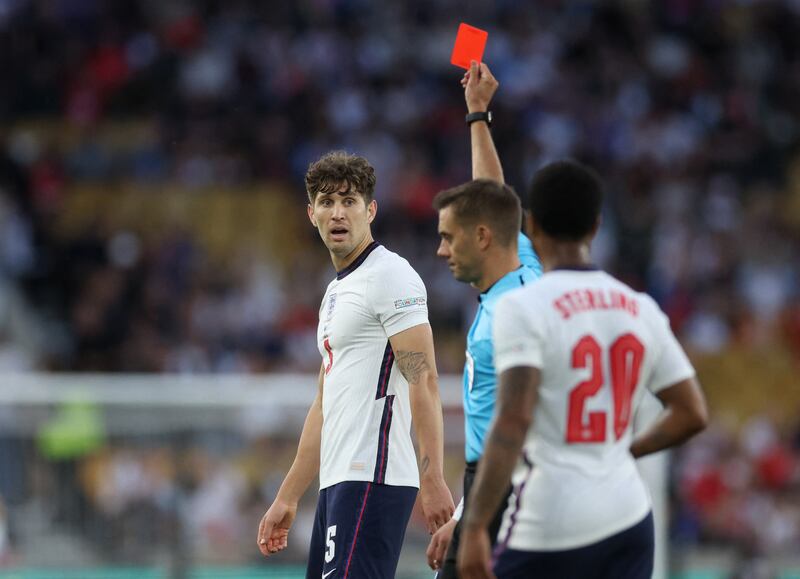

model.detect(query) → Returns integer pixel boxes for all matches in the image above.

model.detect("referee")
[427,60,542,577]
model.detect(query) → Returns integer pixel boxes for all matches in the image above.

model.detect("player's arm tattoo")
[395,350,430,384]
[463,367,539,529]
[420,455,430,475]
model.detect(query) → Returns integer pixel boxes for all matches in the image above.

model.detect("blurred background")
[1,0,800,577]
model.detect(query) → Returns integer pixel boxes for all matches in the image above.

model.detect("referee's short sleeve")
[371,259,429,337]
[493,290,544,373]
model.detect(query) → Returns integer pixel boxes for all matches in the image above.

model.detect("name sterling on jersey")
[554,288,639,320]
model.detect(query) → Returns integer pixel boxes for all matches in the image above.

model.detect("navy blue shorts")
[306,481,418,579]
[493,511,654,579]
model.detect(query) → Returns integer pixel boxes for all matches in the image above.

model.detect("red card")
[450,23,488,70]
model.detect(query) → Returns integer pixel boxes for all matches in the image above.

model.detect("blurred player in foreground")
[257,152,454,578]
[426,61,541,577]
[458,160,708,579]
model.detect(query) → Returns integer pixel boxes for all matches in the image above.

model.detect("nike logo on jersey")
[322,569,336,579]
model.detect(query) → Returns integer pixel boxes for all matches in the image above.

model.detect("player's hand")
[461,60,498,114]
[420,477,455,534]
[457,526,496,579]
[426,517,457,570]
[257,499,297,558]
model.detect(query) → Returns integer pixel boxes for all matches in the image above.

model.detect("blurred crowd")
[2,410,799,571]
[1,0,800,570]
[0,0,799,373]
[673,413,800,571]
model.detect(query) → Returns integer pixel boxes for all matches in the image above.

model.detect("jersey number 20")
[567,333,644,443]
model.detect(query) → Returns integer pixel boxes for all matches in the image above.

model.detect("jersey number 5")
[567,333,644,443]
[325,524,336,563]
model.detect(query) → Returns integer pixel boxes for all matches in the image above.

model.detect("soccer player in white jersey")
[257,152,454,578]
[457,160,708,579]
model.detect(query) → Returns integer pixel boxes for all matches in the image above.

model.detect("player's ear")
[526,213,538,238]
[367,199,377,224]
[521,209,531,236]
[307,203,317,227]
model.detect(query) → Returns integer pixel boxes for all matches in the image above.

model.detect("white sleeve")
[452,496,464,521]
[369,261,429,337]
[647,305,696,393]
[493,292,544,373]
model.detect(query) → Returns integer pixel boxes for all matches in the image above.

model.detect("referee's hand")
[427,517,457,570]
[461,60,498,114]
[257,500,296,557]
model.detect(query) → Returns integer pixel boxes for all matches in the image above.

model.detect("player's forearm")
[394,342,446,481]
[276,399,322,504]
[462,412,528,529]
[464,367,538,529]
[409,375,446,481]
[630,406,705,459]
[471,121,504,183]
[631,378,708,459]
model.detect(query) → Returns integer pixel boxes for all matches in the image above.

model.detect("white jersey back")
[317,242,428,490]
[493,269,695,550]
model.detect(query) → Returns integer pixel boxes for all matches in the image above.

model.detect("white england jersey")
[492,268,695,551]
[317,242,428,490]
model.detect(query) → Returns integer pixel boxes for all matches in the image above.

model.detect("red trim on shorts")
[344,482,372,578]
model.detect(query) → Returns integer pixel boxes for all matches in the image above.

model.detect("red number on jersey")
[323,338,333,375]
[567,336,605,443]
[610,333,645,440]
[566,333,645,443]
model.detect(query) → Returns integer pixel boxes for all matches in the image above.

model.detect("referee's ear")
[476,224,492,250]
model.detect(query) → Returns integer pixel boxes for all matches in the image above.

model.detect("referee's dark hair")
[433,179,521,247]
[528,160,604,241]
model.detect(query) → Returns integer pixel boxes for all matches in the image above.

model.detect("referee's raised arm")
[463,60,502,183]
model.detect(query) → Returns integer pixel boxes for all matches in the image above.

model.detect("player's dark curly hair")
[305,151,377,203]
[528,160,604,241]
[433,179,522,247]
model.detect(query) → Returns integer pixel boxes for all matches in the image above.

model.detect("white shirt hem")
[507,504,651,551]
[320,474,420,491]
